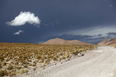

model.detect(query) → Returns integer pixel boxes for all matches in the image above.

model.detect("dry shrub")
[7,64,13,70]
[0,65,2,68]
[0,70,4,76]
[19,68,28,74]
[10,72,16,76]
[2,61,6,66]
[3,69,8,76]
[19,69,25,74]
[25,70,28,73]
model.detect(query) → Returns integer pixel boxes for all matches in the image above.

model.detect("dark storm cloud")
[0,0,116,44]
[44,21,59,27]
[107,32,116,39]
[37,0,116,36]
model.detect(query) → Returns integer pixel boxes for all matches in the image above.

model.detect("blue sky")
[0,0,116,44]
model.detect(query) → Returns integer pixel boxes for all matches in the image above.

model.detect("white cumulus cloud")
[6,11,41,26]
[13,30,23,35]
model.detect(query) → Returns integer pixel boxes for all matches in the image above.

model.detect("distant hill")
[43,38,94,45]
[98,37,116,46]
[97,38,111,46]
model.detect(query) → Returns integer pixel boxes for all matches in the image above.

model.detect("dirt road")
[20,46,116,77]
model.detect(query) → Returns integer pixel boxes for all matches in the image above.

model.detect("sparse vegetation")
[7,64,13,70]
[0,43,97,76]
[19,69,26,74]
[0,70,5,76]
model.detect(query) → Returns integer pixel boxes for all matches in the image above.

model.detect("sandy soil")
[18,46,116,77]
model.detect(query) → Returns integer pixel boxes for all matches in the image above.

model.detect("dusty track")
[19,46,116,77]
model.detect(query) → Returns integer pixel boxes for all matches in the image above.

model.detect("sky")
[0,0,116,44]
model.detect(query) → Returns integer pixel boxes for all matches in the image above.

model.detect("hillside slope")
[98,38,116,46]
[97,38,111,45]
[107,38,116,45]
[43,38,94,45]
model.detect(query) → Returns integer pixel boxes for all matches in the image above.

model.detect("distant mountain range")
[98,38,116,46]
[43,38,94,45]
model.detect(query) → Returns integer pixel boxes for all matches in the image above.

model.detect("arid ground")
[18,46,116,77]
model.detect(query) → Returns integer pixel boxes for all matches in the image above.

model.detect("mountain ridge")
[43,38,94,45]
[98,37,116,46]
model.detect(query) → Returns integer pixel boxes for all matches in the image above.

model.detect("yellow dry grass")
[0,43,97,76]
